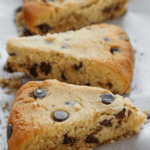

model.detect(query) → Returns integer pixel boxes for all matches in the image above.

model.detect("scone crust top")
[7,80,146,150]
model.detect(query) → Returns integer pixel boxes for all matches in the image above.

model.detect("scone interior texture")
[7,80,147,150]
[5,24,134,94]
[21,0,129,35]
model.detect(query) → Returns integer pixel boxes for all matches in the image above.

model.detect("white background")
[0,0,150,149]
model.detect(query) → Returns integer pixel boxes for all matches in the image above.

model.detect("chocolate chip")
[39,62,52,75]
[118,120,122,125]
[34,89,47,99]
[115,108,126,119]
[85,134,99,143]
[100,94,114,105]
[4,63,14,73]
[65,101,77,106]
[103,6,112,13]
[100,119,112,127]
[128,110,132,117]
[86,83,90,86]
[63,134,76,146]
[61,73,67,81]
[9,53,16,56]
[38,24,52,34]
[104,38,110,41]
[15,6,22,13]
[107,83,113,89]
[147,115,150,119]
[30,64,38,77]
[53,111,69,122]
[110,48,120,54]
[7,124,13,140]
[115,126,119,129]
[74,62,83,71]
[22,27,34,36]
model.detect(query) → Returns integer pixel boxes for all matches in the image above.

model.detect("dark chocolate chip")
[63,134,76,146]
[39,62,52,75]
[118,120,122,125]
[97,127,103,132]
[22,27,34,36]
[85,134,99,143]
[7,124,13,140]
[110,48,120,54]
[86,83,90,86]
[4,63,14,73]
[38,24,52,34]
[30,64,38,77]
[115,108,126,119]
[103,6,112,13]
[65,101,77,106]
[53,111,69,122]
[100,94,114,105]
[15,6,22,13]
[61,73,67,81]
[115,126,119,129]
[107,83,113,89]
[128,110,132,117]
[9,53,16,56]
[100,119,112,127]
[104,38,110,41]
[34,89,47,99]
[74,62,83,71]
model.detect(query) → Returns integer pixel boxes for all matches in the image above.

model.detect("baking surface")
[0,0,150,149]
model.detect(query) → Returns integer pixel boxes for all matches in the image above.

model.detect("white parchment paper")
[0,0,150,149]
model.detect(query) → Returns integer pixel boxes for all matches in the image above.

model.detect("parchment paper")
[0,0,150,149]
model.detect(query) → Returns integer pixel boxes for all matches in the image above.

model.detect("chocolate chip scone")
[15,0,129,36]
[4,24,134,94]
[7,79,147,150]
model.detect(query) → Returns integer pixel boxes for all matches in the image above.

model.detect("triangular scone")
[5,24,134,94]
[19,0,129,36]
[7,80,147,150]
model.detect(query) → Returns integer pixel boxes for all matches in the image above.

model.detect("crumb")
[134,49,137,53]
[143,109,150,119]
[140,53,144,56]
[5,90,12,95]
[0,119,1,125]
[2,101,11,111]
[2,127,4,129]
[0,74,23,94]
[0,134,2,137]
[0,53,1,58]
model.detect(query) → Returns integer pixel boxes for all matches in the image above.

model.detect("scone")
[4,24,134,94]
[7,79,147,150]
[16,0,129,36]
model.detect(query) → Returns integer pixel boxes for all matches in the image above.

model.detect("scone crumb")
[143,109,150,119]
[0,75,23,94]
[74,103,81,111]
[0,53,1,57]
[2,101,11,111]
[5,90,12,95]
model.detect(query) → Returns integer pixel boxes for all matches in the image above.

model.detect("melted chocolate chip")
[118,120,122,125]
[34,89,47,99]
[30,64,38,77]
[61,73,67,81]
[22,27,34,36]
[115,108,126,119]
[53,111,69,122]
[65,101,77,106]
[128,110,132,117]
[103,6,112,13]
[74,62,83,71]
[4,63,14,73]
[100,119,112,127]
[38,24,52,34]
[39,62,52,75]
[16,6,22,13]
[63,134,76,146]
[104,38,110,41]
[110,48,120,54]
[7,124,13,140]
[86,83,90,86]
[85,134,99,143]
[100,94,114,105]
[107,83,113,89]
[9,53,16,56]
